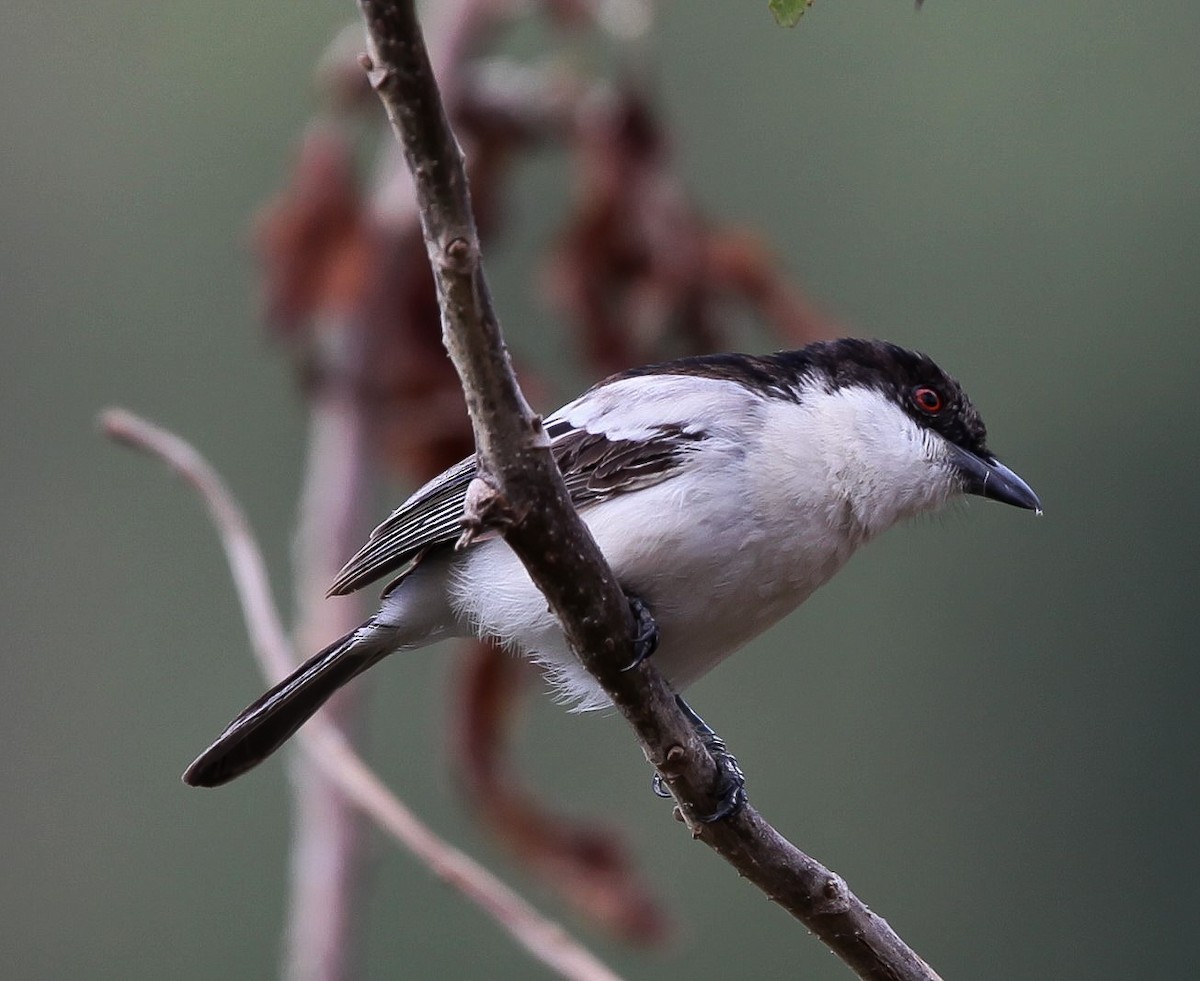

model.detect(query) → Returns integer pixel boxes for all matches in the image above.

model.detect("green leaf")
[769,0,814,28]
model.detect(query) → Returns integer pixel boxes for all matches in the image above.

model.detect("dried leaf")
[452,641,672,945]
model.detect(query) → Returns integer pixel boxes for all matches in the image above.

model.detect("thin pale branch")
[101,408,622,981]
[355,3,944,979]
[283,374,372,981]
[104,410,294,680]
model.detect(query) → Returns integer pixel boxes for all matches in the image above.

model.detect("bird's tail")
[183,621,392,788]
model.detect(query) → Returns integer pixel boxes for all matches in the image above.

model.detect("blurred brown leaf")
[546,86,834,374]
[453,640,673,946]
[255,122,370,335]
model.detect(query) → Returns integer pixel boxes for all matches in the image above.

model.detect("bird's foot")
[620,591,660,672]
[651,695,748,823]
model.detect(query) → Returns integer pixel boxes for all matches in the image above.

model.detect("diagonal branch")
[355,3,944,979]
[101,408,622,981]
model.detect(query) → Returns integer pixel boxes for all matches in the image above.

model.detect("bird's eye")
[912,387,943,414]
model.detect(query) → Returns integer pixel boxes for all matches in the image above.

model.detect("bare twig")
[104,410,294,681]
[101,408,622,981]
[355,3,943,978]
[284,365,372,981]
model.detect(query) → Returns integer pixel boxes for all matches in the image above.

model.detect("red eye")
[913,387,943,414]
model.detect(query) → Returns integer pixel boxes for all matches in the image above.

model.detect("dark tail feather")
[183,624,387,788]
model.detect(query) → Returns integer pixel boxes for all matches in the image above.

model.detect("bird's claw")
[696,736,747,823]
[649,696,748,822]
[620,591,660,672]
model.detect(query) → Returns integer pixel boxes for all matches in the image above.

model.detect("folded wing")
[327,415,708,597]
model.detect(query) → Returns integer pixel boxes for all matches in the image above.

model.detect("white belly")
[448,467,856,710]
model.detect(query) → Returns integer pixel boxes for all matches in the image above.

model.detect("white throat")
[753,384,955,543]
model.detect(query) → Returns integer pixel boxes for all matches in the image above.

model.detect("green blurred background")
[4,2,1198,978]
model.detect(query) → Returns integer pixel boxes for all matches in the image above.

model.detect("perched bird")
[184,338,1040,807]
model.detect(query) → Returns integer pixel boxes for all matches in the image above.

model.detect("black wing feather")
[326,457,476,596]
[327,422,706,597]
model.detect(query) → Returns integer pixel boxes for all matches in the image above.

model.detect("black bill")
[948,445,1042,513]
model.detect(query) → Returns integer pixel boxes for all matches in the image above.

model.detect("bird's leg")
[617,593,746,821]
[620,590,660,672]
[652,695,748,822]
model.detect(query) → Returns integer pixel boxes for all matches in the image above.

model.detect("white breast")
[448,379,953,710]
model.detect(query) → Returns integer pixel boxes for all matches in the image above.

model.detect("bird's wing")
[326,409,709,598]
[326,455,478,596]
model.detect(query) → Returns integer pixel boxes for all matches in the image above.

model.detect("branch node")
[443,235,476,272]
[662,744,688,774]
[457,475,520,550]
[528,414,550,449]
[813,874,853,916]
[361,49,391,91]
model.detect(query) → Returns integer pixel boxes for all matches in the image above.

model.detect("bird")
[183,338,1041,810]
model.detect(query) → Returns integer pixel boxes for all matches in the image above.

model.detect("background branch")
[283,347,372,981]
[101,408,622,981]
[356,2,943,979]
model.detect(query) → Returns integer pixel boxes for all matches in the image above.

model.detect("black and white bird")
[184,338,1040,800]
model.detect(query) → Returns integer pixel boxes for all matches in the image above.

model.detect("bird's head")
[772,339,1042,535]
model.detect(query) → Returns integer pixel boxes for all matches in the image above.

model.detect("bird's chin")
[947,445,1042,513]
